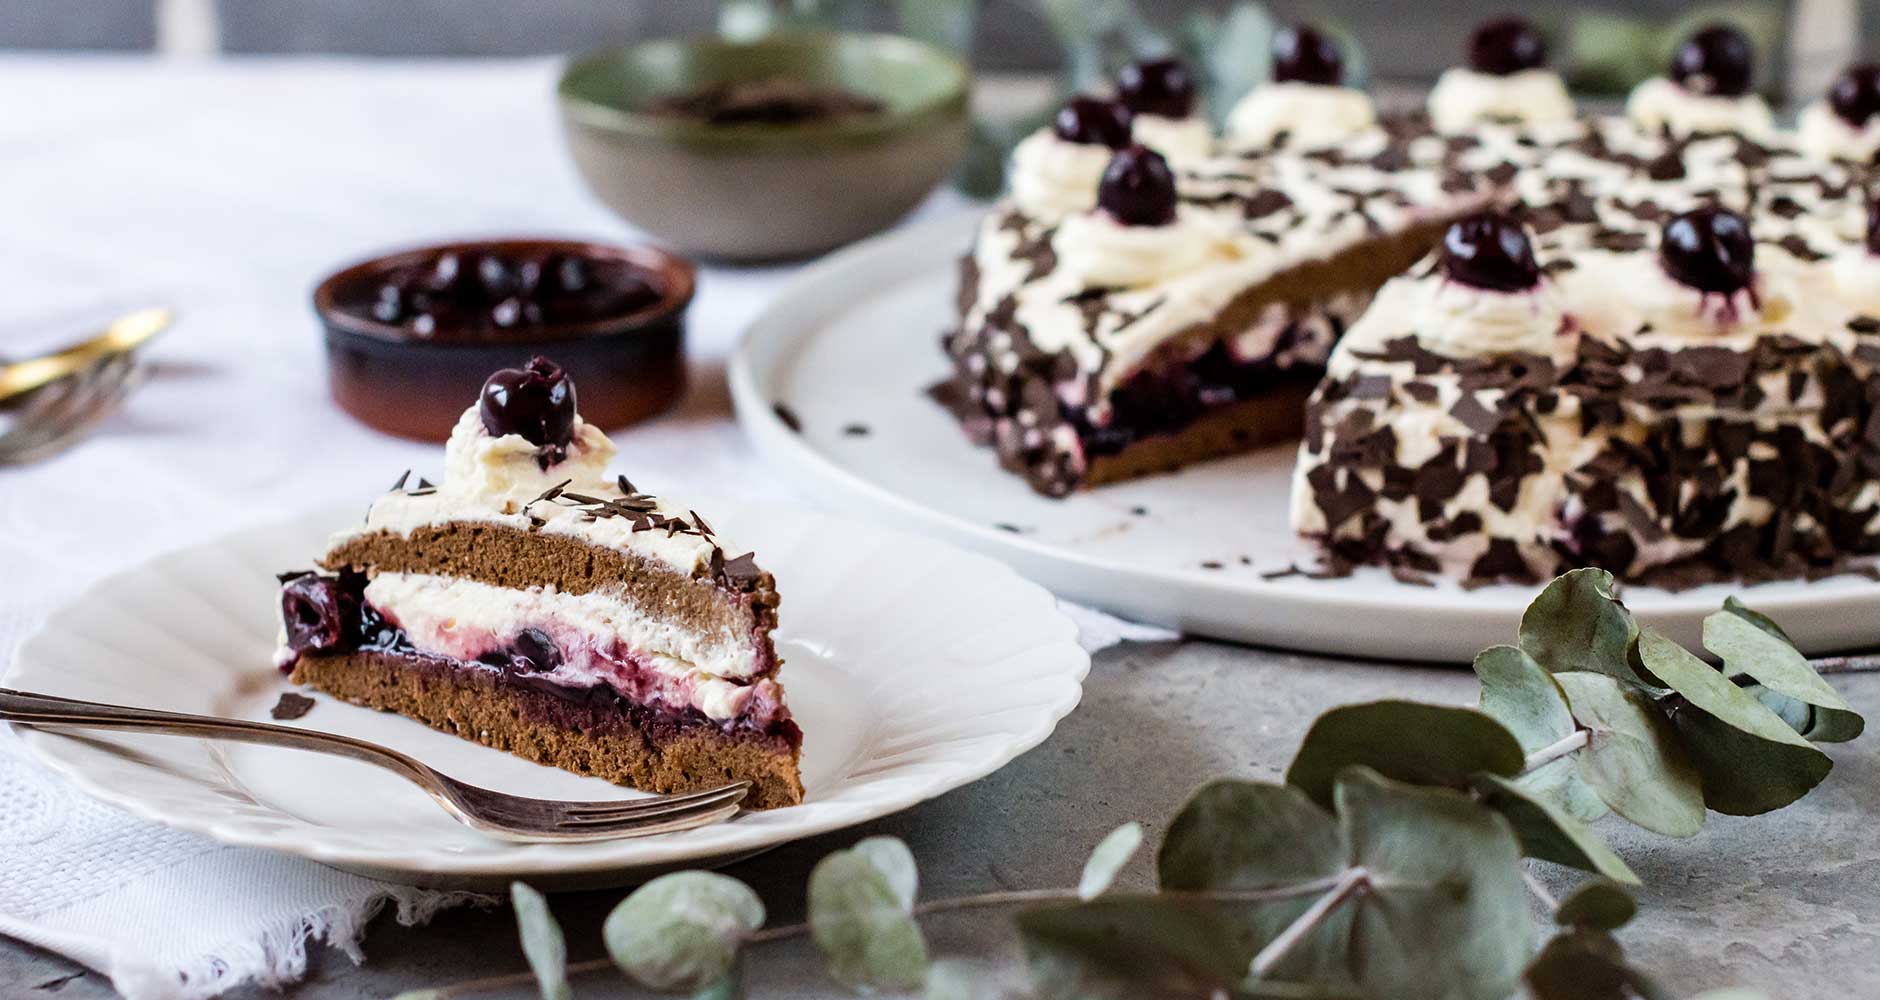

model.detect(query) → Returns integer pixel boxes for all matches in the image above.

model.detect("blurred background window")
[16,1,1850,92]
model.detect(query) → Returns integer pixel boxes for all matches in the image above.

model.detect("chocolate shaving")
[270,693,316,721]
[772,403,802,432]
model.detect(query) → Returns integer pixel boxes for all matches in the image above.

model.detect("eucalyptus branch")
[1249,867,1371,979]
[418,881,1359,999]
[1521,729,1589,774]
[1521,868,1559,911]
[1810,654,1880,676]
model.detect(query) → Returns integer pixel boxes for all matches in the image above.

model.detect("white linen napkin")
[0,603,1169,999]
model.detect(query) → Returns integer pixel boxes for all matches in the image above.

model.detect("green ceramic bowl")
[558,32,972,262]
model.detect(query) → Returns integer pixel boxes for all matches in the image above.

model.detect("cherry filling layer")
[1076,328,1326,457]
[277,571,791,736]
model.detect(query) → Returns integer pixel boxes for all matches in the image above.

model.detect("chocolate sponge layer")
[321,522,778,660]
[292,649,804,810]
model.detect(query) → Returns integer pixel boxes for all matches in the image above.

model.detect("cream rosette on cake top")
[1427,17,1574,132]
[1115,57,1214,163]
[1797,64,1880,163]
[1226,81,1375,149]
[1226,23,1374,149]
[1008,95,1136,222]
[1624,25,1772,140]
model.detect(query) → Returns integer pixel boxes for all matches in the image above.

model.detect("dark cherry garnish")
[1468,17,1547,76]
[480,357,577,460]
[1053,95,1133,148]
[1117,57,1197,119]
[345,248,662,341]
[281,575,354,656]
[1660,207,1755,293]
[1829,63,1880,127]
[1439,212,1541,292]
[1097,145,1178,227]
[1669,24,1755,97]
[1272,24,1344,86]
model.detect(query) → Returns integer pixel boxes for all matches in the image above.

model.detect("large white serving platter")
[6,500,1088,890]
[729,211,1880,661]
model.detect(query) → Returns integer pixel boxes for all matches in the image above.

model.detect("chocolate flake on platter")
[617,474,637,495]
[842,423,871,437]
[271,692,316,720]
[772,403,803,433]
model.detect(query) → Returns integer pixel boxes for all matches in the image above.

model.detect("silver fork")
[0,688,750,842]
[0,352,146,464]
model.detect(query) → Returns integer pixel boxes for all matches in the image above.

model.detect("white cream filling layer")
[364,572,776,722]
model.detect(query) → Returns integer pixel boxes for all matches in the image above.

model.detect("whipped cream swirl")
[1008,128,1114,221]
[1624,77,1773,139]
[1224,82,1376,149]
[1129,113,1214,162]
[1797,100,1880,163]
[1340,271,1568,361]
[1426,67,1575,132]
[441,406,614,507]
[1051,209,1227,289]
[1564,251,1800,347]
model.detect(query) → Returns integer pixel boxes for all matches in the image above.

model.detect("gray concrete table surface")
[5,639,1876,1000]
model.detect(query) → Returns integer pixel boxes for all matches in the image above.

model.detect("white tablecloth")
[0,55,1174,999]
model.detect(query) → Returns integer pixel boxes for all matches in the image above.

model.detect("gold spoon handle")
[0,307,172,404]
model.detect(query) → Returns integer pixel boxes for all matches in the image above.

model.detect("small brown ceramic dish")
[314,238,695,442]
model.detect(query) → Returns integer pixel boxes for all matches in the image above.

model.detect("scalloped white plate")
[729,211,1880,661]
[5,500,1087,890]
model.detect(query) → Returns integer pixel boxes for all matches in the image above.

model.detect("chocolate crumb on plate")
[771,403,802,433]
[271,692,316,720]
[842,423,871,437]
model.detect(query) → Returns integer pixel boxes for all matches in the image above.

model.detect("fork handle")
[0,686,433,783]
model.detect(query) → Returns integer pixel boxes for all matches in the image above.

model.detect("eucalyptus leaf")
[1079,822,1144,900]
[1554,672,1705,837]
[1553,880,1637,931]
[1335,768,1532,1000]
[1523,928,1668,1000]
[510,882,571,1000]
[852,835,920,911]
[1285,701,1524,808]
[1471,774,1637,884]
[605,872,764,993]
[1475,646,1606,822]
[1194,2,1274,124]
[1637,628,1833,815]
[1518,569,1647,686]
[809,849,930,991]
[1017,897,1260,998]
[1708,607,1863,742]
[1157,780,1350,985]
